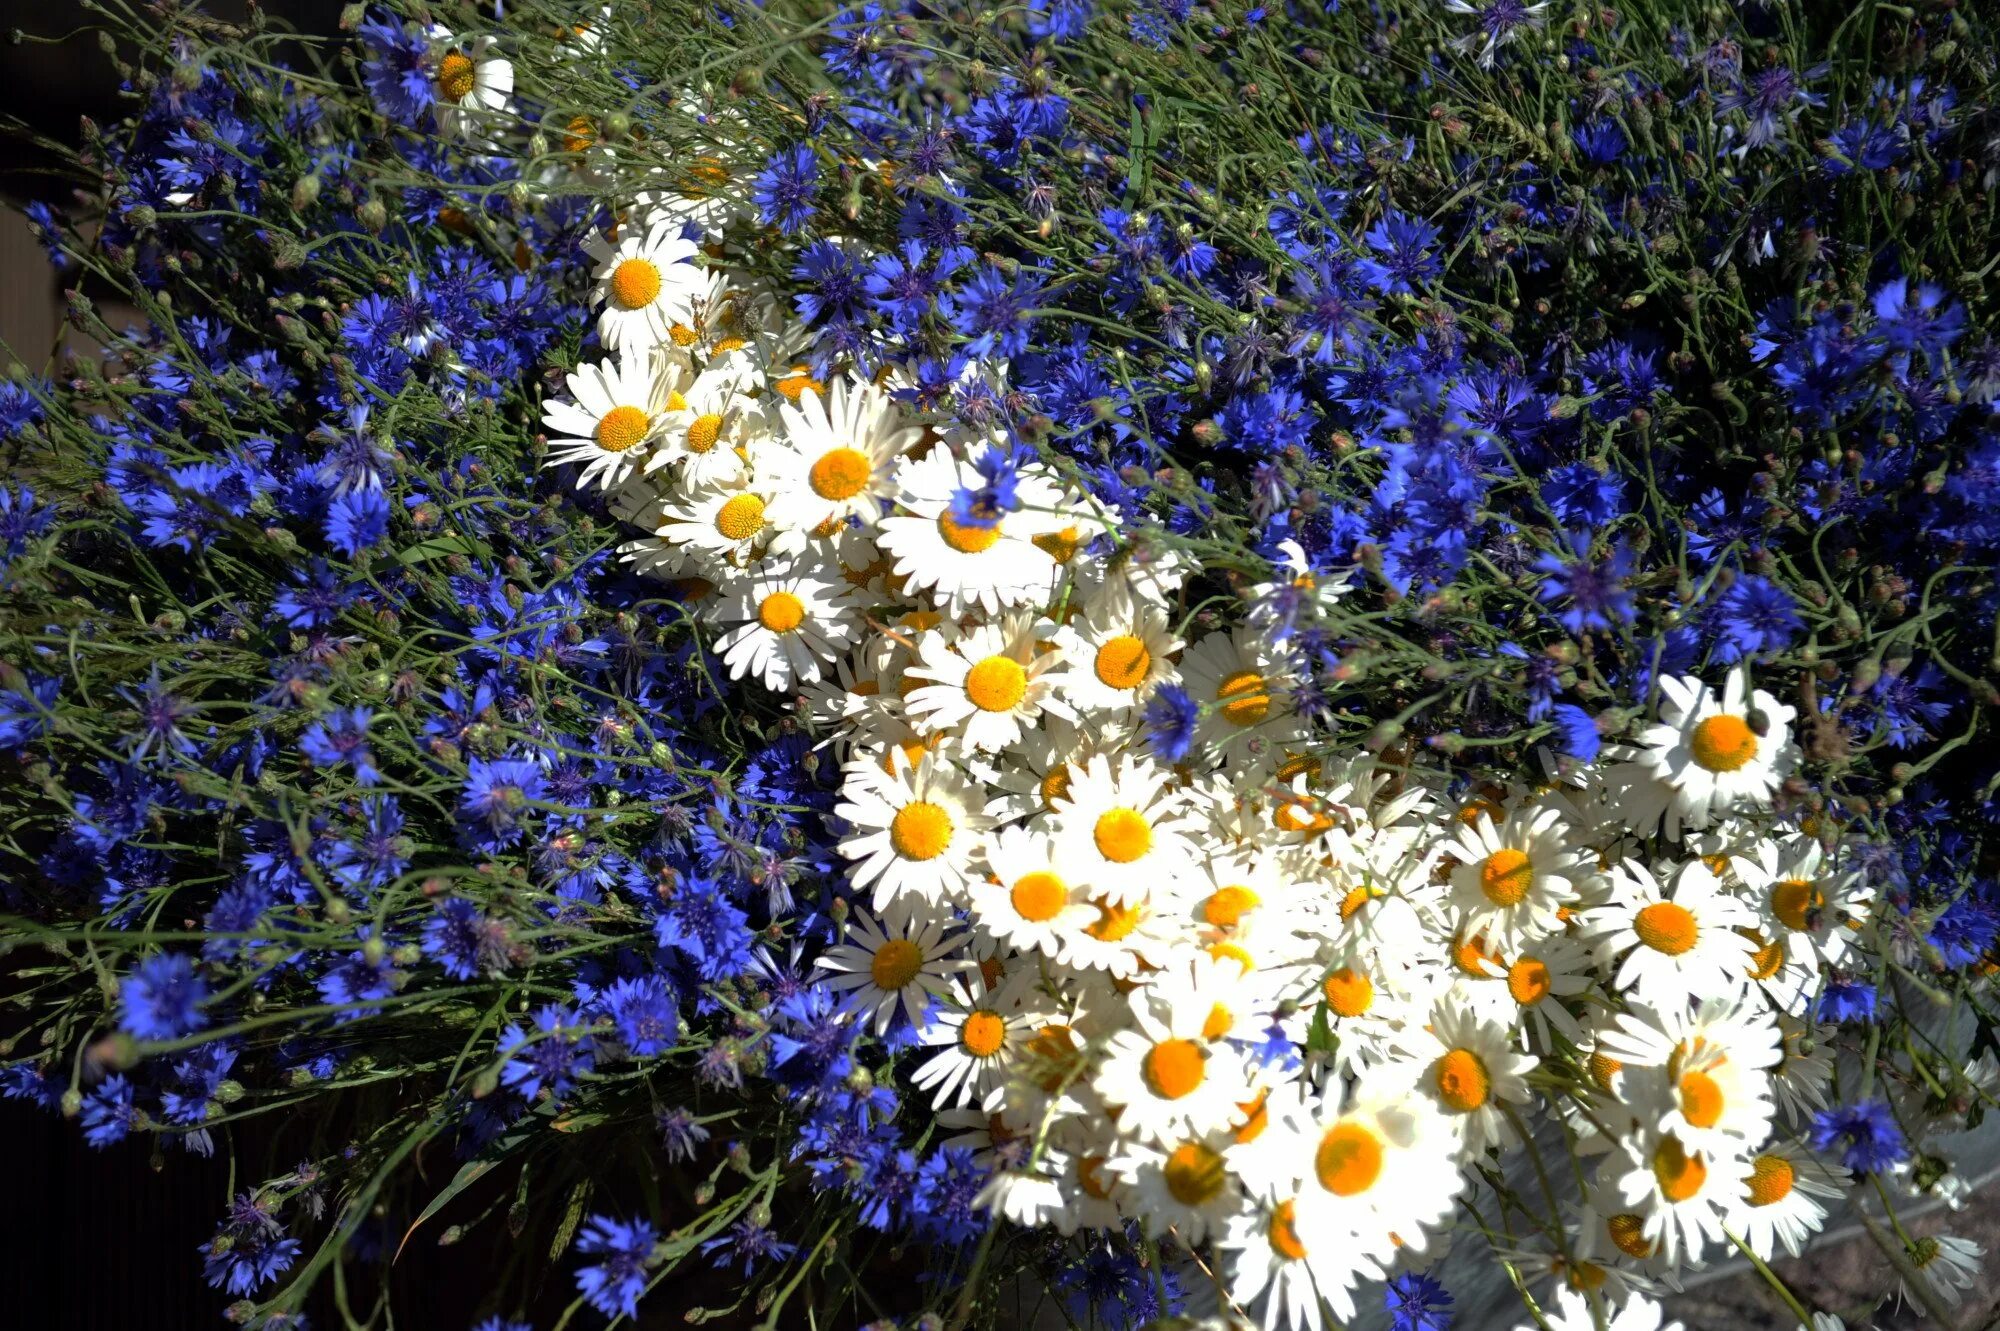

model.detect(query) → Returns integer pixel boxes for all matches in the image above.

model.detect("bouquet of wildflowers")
[7,0,2000,1328]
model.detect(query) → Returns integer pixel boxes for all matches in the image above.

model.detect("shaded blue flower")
[1385,1270,1454,1331]
[1809,1100,1907,1173]
[1142,683,1199,762]
[326,488,390,556]
[574,1215,658,1319]
[603,974,679,1057]
[121,952,209,1040]
[1817,977,1878,1024]
[300,706,380,787]
[500,1005,595,1101]
[201,1194,301,1296]
[752,146,819,235]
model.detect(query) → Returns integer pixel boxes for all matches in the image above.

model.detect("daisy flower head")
[836,752,995,918]
[1396,995,1541,1158]
[1289,1074,1460,1264]
[427,28,513,140]
[1444,801,1593,949]
[875,446,1064,616]
[1218,1190,1375,1331]
[904,613,1074,754]
[814,907,971,1035]
[541,347,668,491]
[1111,1130,1243,1243]
[1634,669,1798,833]
[762,377,920,534]
[1178,628,1311,773]
[1584,858,1757,1012]
[654,477,797,569]
[1093,976,1254,1146]
[1049,752,1203,907]
[1901,1233,1984,1311]
[911,971,1049,1110]
[1723,1140,1845,1260]
[1452,932,1593,1050]
[1052,582,1184,719]
[710,565,863,692]
[1609,1127,1750,1268]
[1511,1288,1683,1331]
[1596,997,1781,1158]
[647,363,763,489]
[1729,834,1860,968]
[963,822,1098,958]
[587,214,704,352]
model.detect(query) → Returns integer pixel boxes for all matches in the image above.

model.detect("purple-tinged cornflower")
[948,445,1023,530]
[1572,118,1627,166]
[1928,891,1998,968]
[1717,65,1826,148]
[80,1075,138,1147]
[791,239,865,326]
[300,706,381,787]
[1869,664,1951,749]
[501,1005,596,1101]
[0,671,58,748]
[1872,278,1965,363]
[1541,463,1627,529]
[120,952,209,1040]
[316,931,398,1020]
[752,146,819,235]
[201,1194,302,1296]
[1551,704,1602,762]
[0,486,53,568]
[357,15,437,124]
[657,1105,712,1163]
[1444,0,1548,69]
[1827,117,1907,174]
[701,1216,799,1275]
[573,1215,659,1319]
[421,898,514,980]
[864,239,954,333]
[1028,0,1095,40]
[654,878,755,982]
[1385,1271,1454,1331]
[602,974,679,1057]
[117,670,197,761]
[473,1320,532,1331]
[273,559,360,628]
[1810,1100,1907,1174]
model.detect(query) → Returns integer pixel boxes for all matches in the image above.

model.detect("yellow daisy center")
[680,155,729,198]
[1747,1154,1795,1206]
[1771,878,1824,931]
[960,1010,1007,1058]
[685,412,723,453]
[1588,1051,1623,1093]
[1452,933,1502,977]
[435,51,476,102]
[1689,713,1758,772]
[1565,1262,1608,1292]
[1083,896,1141,942]
[1433,1048,1491,1112]
[1203,885,1258,929]
[964,655,1028,712]
[937,511,1002,554]
[1216,669,1272,726]
[1232,1091,1269,1144]
[1678,1069,1725,1128]
[1094,635,1152,690]
[869,938,923,991]
[1033,525,1081,563]
[757,591,805,633]
[888,800,953,861]
[1039,764,1075,810]
[1479,848,1535,906]
[1507,956,1551,1005]
[1077,1153,1113,1199]
[1745,929,1786,979]
[1202,1003,1234,1040]
[1142,1038,1205,1100]
[1093,808,1152,863]
[809,447,873,501]
[714,493,766,542]
[1163,1141,1226,1206]
[1321,967,1373,1018]
[609,257,662,310]
[1314,1122,1384,1197]
[1268,1200,1307,1261]
[594,405,651,453]
[1634,901,1700,955]
[1652,1135,1707,1202]
[562,114,596,153]
[1009,871,1068,923]
[1607,1213,1656,1258]
[774,370,825,402]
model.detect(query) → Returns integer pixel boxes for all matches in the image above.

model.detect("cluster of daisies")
[554,203,1908,1331]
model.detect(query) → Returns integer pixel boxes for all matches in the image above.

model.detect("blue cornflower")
[792,239,865,326]
[1929,890,1998,967]
[1869,664,1952,749]
[300,706,381,787]
[752,146,819,235]
[201,1194,302,1296]
[1714,574,1802,662]
[421,898,512,980]
[1572,118,1627,166]
[864,239,955,333]
[326,488,391,556]
[0,485,54,567]
[500,1005,596,1101]
[473,1320,533,1331]
[120,952,209,1040]
[1872,278,1965,363]
[654,879,755,982]
[117,670,198,761]
[1718,64,1826,147]
[1551,704,1602,762]
[948,445,1023,530]
[1817,977,1878,1024]
[1810,1100,1907,1173]
[574,1215,659,1320]
[80,1075,138,1147]
[358,16,437,123]
[316,932,398,1020]
[0,671,58,747]
[947,265,1047,359]
[273,559,360,628]
[1827,117,1907,174]
[1142,684,1199,762]
[1541,463,1628,529]
[459,757,546,850]
[1360,209,1443,294]
[603,974,679,1057]
[908,1146,987,1246]
[1533,535,1635,633]
[1385,1270,1454,1331]
[1028,0,1095,40]
[701,1217,799,1275]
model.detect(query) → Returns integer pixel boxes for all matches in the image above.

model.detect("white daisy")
[1444,803,1594,949]
[911,972,1048,1110]
[1583,858,1758,1011]
[904,614,1074,754]
[963,823,1098,958]
[1608,1129,1751,1267]
[1110,1131,1242,1243]
[1510,1289,1684,1331]
[762,379,918,534]
[1093,978,1254,1145]
[1288,1075,1461,1265]
[1596,997,1782,1159]
[541,347,668,490]
[710,566,863,692]
[428,30,513,140]
[835,753,994,918]
[646,363,762,489]
[1395,995,1541,1158]
[1049,753,1203,907]
[1632,669,1797,832]
[1178,629,1311,772]
[1217,1193,1370,1331]
[875,447,1063,616]
[587,215,704,351]
[814,908,972,1034]
[1725,1141,1846,1259]
[1051,582,1183,719]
